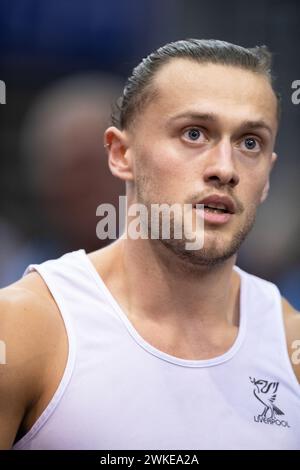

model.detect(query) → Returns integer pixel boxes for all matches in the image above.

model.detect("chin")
[159,235,239,268]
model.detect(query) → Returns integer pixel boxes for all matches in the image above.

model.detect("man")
[1,39,300,450]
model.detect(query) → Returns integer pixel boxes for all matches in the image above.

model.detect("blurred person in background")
[0,74,124,286]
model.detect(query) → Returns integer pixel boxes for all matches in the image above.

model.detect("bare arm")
[0,273,67,449]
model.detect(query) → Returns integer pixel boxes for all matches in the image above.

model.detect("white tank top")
[13,249,300,450]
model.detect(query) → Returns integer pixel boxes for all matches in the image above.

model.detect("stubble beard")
[135,174,257,269]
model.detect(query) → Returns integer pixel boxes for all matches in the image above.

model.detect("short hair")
[112,38,280,129]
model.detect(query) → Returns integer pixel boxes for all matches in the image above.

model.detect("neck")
[103,235,240,331]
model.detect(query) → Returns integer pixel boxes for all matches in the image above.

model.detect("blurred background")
[0,0,299,308]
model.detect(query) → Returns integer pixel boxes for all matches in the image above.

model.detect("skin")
[0,59,299,449]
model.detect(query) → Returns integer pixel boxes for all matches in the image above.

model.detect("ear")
[260,152,277,203]
[104,126,133,181]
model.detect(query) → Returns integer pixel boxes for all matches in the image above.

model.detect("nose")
[203,138,239,188]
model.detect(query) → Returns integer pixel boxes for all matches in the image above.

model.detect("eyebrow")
[166,112,273,137]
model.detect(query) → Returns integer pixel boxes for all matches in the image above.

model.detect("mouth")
[193,194,236,225]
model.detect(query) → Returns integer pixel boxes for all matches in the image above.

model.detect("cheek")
[239,177,267,213]
[137,142,186,183]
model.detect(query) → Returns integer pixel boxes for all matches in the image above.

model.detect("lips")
[194,194,236,214]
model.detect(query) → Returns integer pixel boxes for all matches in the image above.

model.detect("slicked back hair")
[112,38,280,129]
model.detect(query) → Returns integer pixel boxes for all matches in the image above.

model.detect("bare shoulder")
[0,272,66,449]
[281,297,300,384]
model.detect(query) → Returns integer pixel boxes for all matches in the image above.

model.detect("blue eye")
[184,128,202,141]
[243,137,259,150]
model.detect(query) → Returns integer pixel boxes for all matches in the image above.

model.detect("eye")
[182,127,204,142]
[241,136,261,152]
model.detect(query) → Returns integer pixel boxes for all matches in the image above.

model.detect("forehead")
[144,59,278,130]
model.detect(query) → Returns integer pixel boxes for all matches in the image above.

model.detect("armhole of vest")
[13,263,77,449]
[274,283,300,395]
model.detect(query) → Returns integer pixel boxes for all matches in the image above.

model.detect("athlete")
[1,39,300,450]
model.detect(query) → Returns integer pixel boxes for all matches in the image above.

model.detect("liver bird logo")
[250,377,285,420]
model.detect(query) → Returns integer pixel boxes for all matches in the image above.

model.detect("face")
[107,59,278,267]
